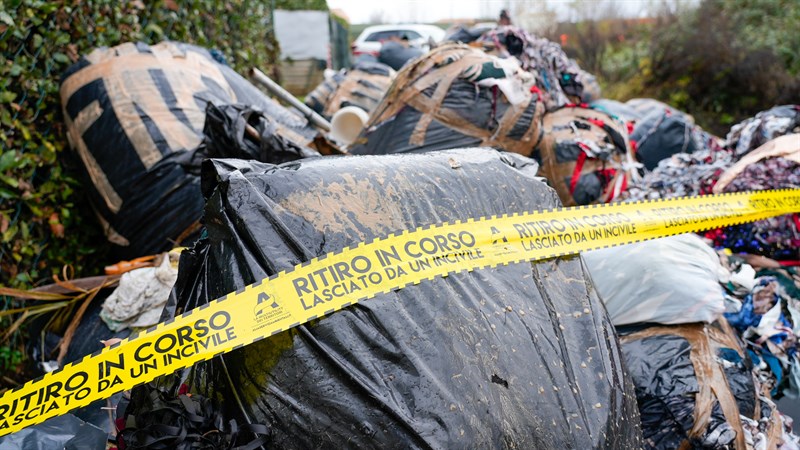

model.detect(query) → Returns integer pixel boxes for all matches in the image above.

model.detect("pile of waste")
[624,105,800,261]
[3,23,800,450]
[584,233,800,449]
[599,103,800,449]
[475,25,592,108]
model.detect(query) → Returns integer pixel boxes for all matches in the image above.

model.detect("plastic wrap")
[128,148,642,449]
[619,321,782,450]
[583,234,727,326]
[60,41,317,259]
[630,110,699,170]
[350,43,545,157]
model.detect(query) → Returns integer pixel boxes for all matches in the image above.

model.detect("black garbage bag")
[129,148,642,449]
[444,24,493,44]
[631,110,698,171]
[200,104,319,164]
[619,321,764,450]
[60,41,318,259]
[378,41,424,70]
[350,43,544,157]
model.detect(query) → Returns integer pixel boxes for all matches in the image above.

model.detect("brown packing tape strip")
[274,123,313,147]
[64,101,124,214]
[765,402,784,449]
[377,53,480,124]
[538,108,632,206]
[92,208,129,247]
[484,98,544,156]
[60,52,231,114]
[409,72,457,146]
[621,323,747,450]
[61,45,233,170]
[369,44,489,125]
[323,72,394,117]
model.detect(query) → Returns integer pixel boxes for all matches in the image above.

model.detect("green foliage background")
[0,0,321,289]
[589,0,800,135]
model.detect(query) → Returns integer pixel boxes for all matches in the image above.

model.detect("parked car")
[351,24,446,57]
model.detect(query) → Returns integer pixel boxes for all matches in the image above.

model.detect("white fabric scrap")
[101,256,178,331]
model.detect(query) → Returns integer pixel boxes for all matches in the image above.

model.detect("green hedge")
[0,0,288,289]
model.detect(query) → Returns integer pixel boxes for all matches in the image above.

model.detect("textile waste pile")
[1,21,800,450]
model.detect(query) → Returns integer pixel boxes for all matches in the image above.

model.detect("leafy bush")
[645,0,800,133]
[0,0,283,289]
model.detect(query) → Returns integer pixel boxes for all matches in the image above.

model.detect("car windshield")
[365,30,422,42]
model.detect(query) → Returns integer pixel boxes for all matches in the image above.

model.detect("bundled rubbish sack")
[476,26,586,108]
[534,104,637,206]
[726,105,800,158]
[583,234,728,326]
[619,320,790,450]
[305,61,395,118]
[130,148,643,448]
[630,109,699,170]
[60,41,318,259]
[304,69,347,115]
[378,40,424,70]
[350,43,545,156]
[710,134,800,261]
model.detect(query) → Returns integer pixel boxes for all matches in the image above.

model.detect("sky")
[325,0,653,24]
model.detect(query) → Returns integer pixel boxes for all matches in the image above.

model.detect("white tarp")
[274,10,330,61]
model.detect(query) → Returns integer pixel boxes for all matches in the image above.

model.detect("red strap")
[587,118,605,128]
[530,85,542,95]
[570,151,588,195]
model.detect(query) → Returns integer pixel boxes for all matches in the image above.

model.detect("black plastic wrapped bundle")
[130,148,642,449]
[60,41,318,259]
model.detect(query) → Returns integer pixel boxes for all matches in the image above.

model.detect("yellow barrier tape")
[1,189,799,436]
